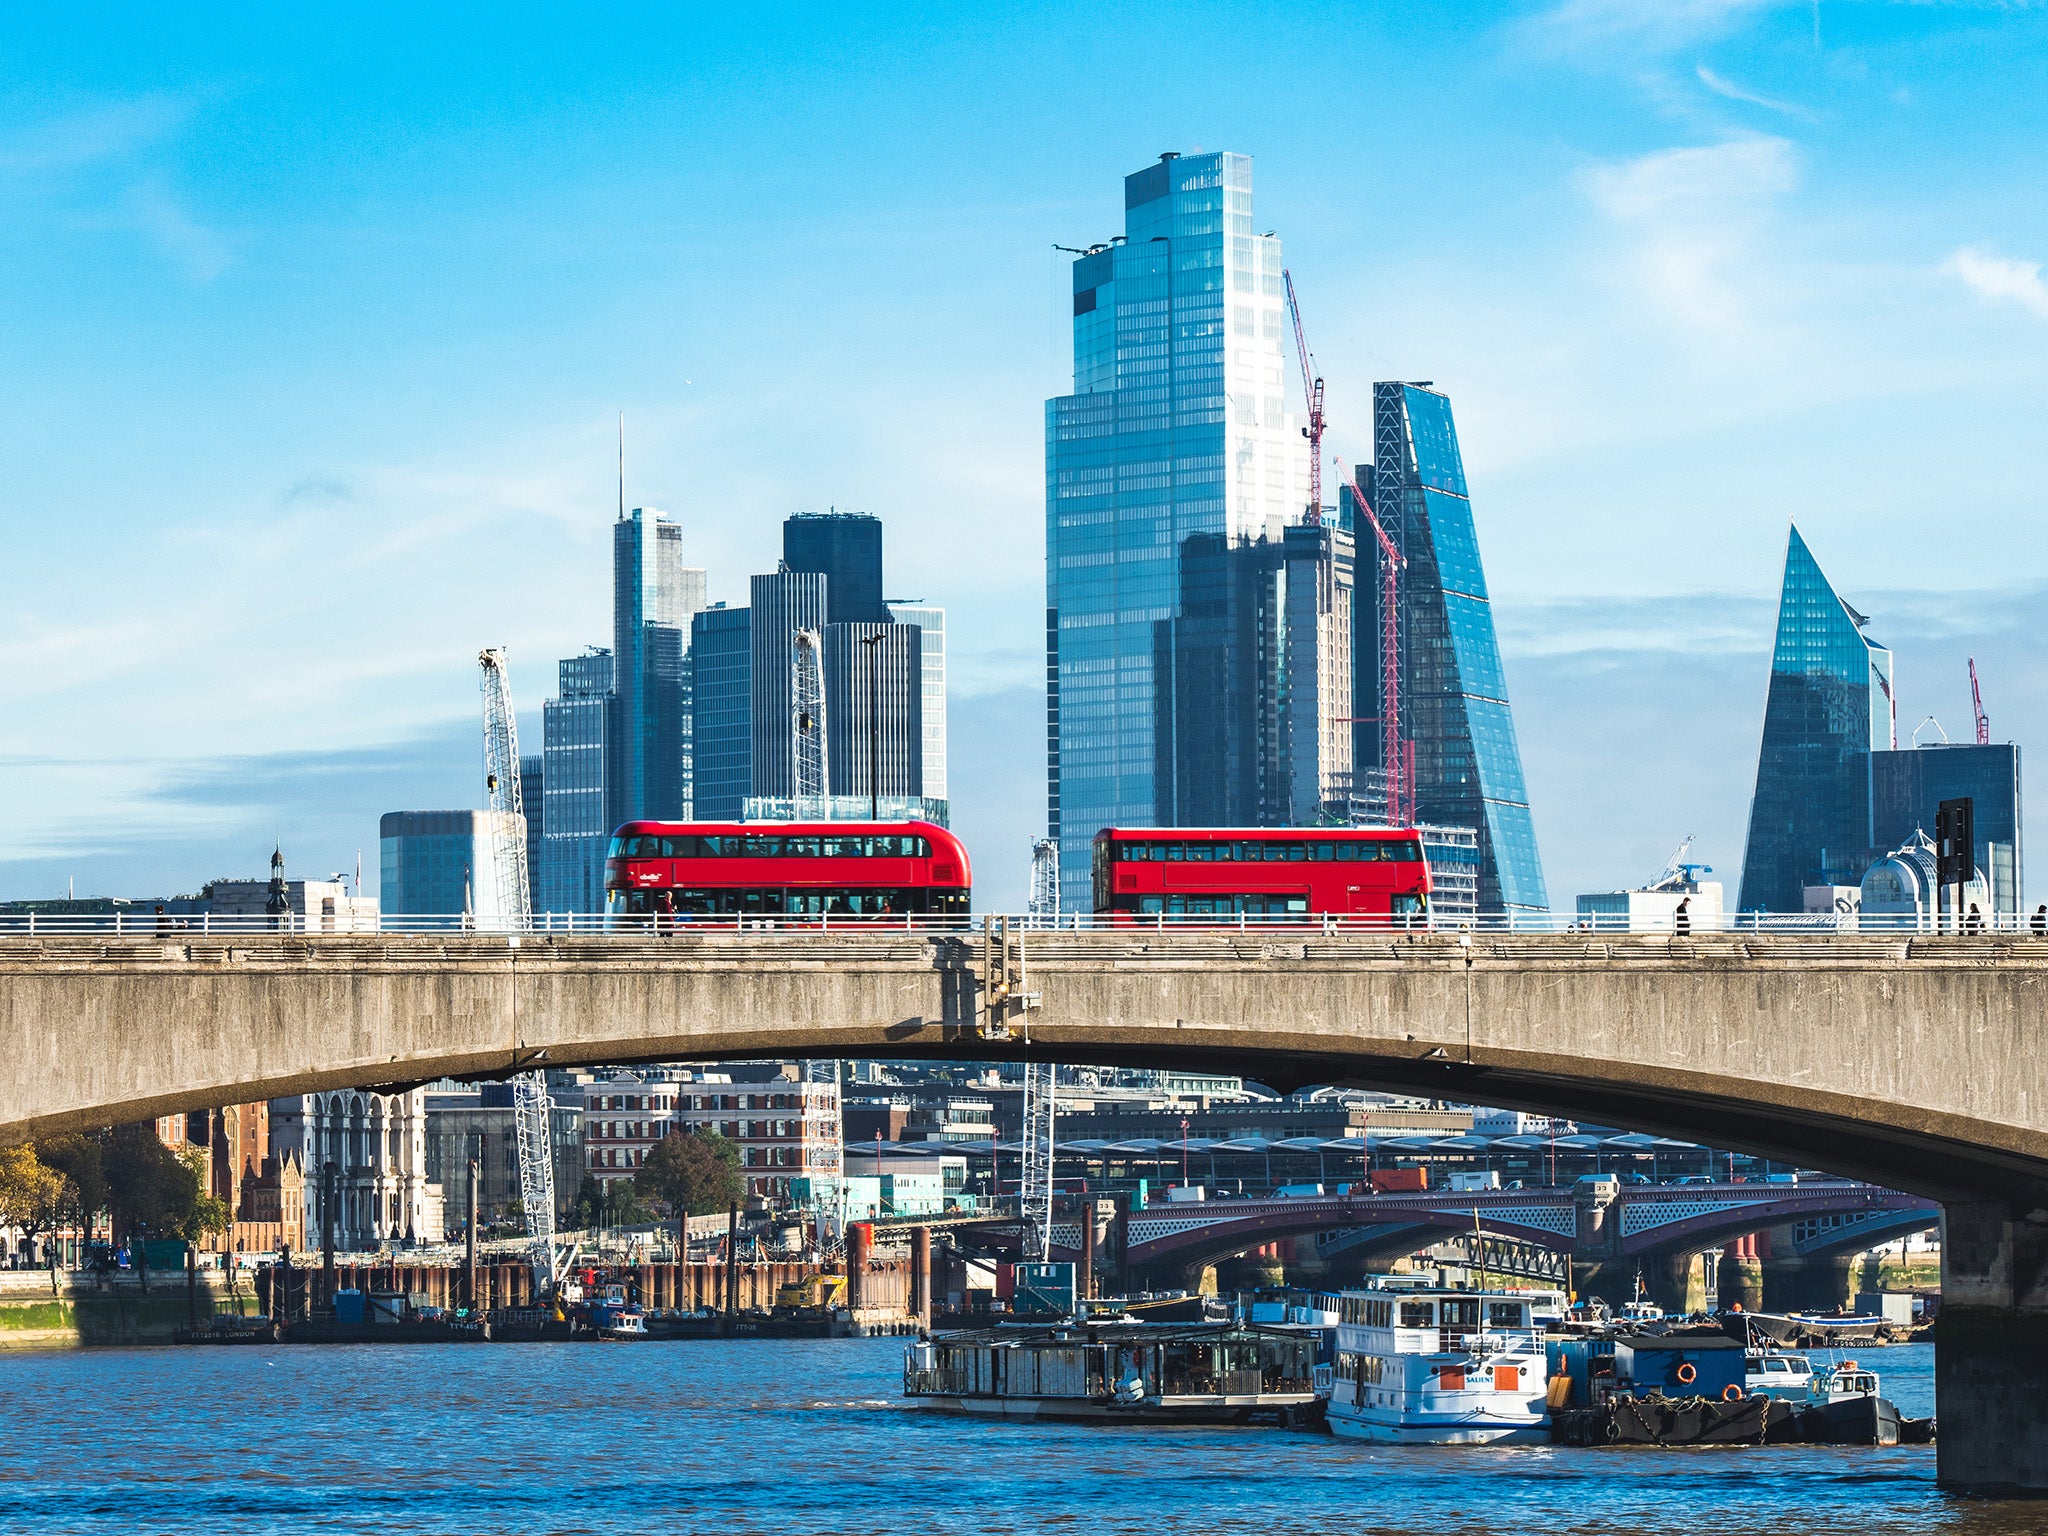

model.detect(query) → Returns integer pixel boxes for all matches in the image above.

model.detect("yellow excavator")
[775,1273,847,1312]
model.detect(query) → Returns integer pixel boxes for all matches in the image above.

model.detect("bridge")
[4,925,2048,1492]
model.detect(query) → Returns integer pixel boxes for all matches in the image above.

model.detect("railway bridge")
[3,926,2047,1491]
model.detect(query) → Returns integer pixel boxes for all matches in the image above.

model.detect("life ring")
[1722,1384,1743,1402]
[1675,1362,1697,1386]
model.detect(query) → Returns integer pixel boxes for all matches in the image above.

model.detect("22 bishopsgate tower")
[1045,152,1546,914]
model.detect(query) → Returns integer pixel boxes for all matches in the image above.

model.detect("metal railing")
[1,909,2043,938]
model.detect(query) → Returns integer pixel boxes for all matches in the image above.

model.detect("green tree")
[635,1128,744,1219]
[0,1145,68,1291]
[101,1124,203,1286]
[37,1133,107,1244]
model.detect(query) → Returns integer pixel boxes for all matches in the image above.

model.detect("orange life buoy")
[1722,1384,1743,1402]
[1675,1362,1697,1385]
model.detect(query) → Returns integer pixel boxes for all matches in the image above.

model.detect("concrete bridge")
[4,926,2048,1491]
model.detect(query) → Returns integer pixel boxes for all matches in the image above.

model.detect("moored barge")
[903,1320,1321,1424]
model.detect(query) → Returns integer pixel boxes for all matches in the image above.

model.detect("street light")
[1179,1115,1190,1190]
[860,632,885,821]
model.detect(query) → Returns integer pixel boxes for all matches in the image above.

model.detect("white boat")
[1324,1285,1557,1445]
[1744,1350,1816,1400]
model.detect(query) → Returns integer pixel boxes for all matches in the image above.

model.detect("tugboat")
[1744,1349,1816,1401]
[1323,1284,1556,1445]
[574,1282,649,1340]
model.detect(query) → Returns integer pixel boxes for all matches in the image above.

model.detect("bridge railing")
[2,909,2042,938]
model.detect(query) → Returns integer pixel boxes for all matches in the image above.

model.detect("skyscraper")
[888,602,948,805]
[785,512,888,625]
[1871,743,2023,916]
[1355,383,1547,914]
[1738,525,1895,911]
[1172,523,1353,827]
[749,569,828,802]
[1045,151,1305,902]
[611,507,706,825]
[539,647,613,911]
[689,605,753,822]
[821,623,924,804]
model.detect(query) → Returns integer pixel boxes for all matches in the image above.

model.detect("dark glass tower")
[689,606,752,822]
[1871,743,2022,915]
[611,508,706,823]
[784,512,888,625]
[1359,383,1546,914]
[1737,526,1894,911]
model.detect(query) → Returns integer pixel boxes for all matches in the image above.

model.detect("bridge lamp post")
[1180,1117,1190,1190]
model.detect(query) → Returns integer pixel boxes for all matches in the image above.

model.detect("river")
[0,1338,2031,1534]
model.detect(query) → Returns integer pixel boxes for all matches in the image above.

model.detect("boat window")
[1487,1302,1525,1328]
[1765,1359,1790,1373]
[1441,1299,1481,1329]
[1398,1301,1435,1329]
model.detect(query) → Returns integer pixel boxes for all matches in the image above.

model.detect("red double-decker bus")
[1092,826,1430,921]
[605,820,970,919]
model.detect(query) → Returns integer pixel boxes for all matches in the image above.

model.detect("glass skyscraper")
[785,512,888,625]
[1871,743,2022,916]
[689,605,753,822]
[749,569,828,801]
[539,648,613,912]
[1355,383,1547,914]
[888,603,948,805]
[1045,151,1305,904]
[611,507,706,825]
[1738,525,1895,911]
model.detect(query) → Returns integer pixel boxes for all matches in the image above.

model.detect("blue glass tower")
[1738,525,1894,911]
[1359,382,1547,914]
[1045,151,1305,903]
[611,507,706,825]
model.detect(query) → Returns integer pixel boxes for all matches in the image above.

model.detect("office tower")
[822,624,924,804]
[611,507,706,825]
[1872,743,2023,915]
[540,648,614,911]
[1737,526,1894,911]
[690,605,753,822]
[785,512,888,625]
[1045,151,1306,904]
[888,603,948,805]
[1353,383,1547,915]
[1173,524,1353,827]
[749,570,828,801]
[518,753,544,888]
[379,810,524,922]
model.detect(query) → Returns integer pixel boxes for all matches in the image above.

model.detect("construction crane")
[1019,1062,1057,1261]
[477,648,558,1293]
[1282,269,1325,527]
[792,628,829,811]
[1027,838,1060,922]
[1970,657,1991,745]
[1650,835,1712,891]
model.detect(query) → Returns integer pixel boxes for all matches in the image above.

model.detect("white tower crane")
[792,628,829,815]
[478,647,559,1292]
[1027,838,1060,925]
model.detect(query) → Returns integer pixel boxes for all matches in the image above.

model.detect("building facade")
[1045,150,1307,905]
[540,648,614,912]
[422,1080,584,1228]
[1172,523,1353,827]
[784,511,888,625]
[1738,526,1895,911]
[379,810,525,921]
[611,507,707,826]
[689,605,753,822]
[1871,742,2023,917]
[583,1070,842,1204]
[270,1090,446,1250]
[748,570,829,802]
[820,622,924,806]
[1352,385,1546,914]
[888,603,948,805]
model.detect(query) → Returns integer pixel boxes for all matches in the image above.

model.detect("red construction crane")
[1970,657,1991,745]
[1282,269,1325,527]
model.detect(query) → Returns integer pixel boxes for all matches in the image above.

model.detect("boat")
[1798,1359,1903,1445]
[903,1319,1322,1424]
[1744,1350,1816,1400]
[576,1284,649,1340]
[1324,1284,1558,1445]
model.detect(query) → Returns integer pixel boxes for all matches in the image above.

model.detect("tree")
[37,1133,106,1244]
[101,1124,203,1286]
[569,1175,648,1231]
[0,1145,68,1290]
[635,1129,744,1219]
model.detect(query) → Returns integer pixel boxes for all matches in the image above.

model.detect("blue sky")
[2,0,2045,908]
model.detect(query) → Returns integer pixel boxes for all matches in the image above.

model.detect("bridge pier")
[1938,1199,2048,1494]
[1760,1251,1855,1314]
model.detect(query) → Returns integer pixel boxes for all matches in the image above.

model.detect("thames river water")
[0,1338,2032,1535]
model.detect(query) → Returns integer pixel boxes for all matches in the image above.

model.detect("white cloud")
[1696,64,1813,117]
[1581,136,1799,347]
[1945,245,2048,320]
[1521,0,1786,53]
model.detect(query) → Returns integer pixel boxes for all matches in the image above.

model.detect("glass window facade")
[611,508,706,824]
[785,512,888,625]
[379,810,522,920]
[749,570,828,800]
[1871,743,2023,915]
[1360,383,1547,913]
[689,605,752,823]
[1737,526,1894,911]
[887,604,948,804]
[1046,151,1305,905]
[539,648,613,912]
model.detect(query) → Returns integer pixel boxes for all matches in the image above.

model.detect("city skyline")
[3,4,2046,908]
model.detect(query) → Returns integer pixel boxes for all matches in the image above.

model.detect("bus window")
[1313,843,1335,861]
[1393,840,1424,862]
[1284,844,1306,862]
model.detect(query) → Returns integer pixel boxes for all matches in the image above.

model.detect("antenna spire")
[618,411,625,520]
